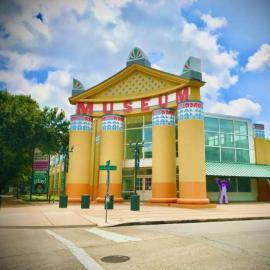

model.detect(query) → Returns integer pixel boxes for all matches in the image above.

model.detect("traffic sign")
[99,165,117,171]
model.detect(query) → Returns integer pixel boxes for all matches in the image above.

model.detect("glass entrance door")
[136,175,152,201]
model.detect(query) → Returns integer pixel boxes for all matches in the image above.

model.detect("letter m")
[76,103,93,115]
[176,88,189,103]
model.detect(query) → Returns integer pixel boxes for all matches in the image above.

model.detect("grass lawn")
[19,194,60,201]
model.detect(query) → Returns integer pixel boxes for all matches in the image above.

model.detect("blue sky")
[0,0,269,135]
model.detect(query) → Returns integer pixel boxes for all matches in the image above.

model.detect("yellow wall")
[178,120,205,182]
[254,138,270,165]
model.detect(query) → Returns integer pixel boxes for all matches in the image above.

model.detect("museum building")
[50,48,270,205]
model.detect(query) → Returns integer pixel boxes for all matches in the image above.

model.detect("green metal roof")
[206,162,270,178]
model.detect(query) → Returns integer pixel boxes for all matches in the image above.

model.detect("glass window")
[206,177,220,192]
[126,116,143,128]
[205,132,219,146]
[122,178,134,191]
[144,143,152,158]
[205,147,220,162]
[144,114,152,127]
[137,168,151,175]
[122,169,133,176]
[220,119,233,133]
[125,145,143,159]
[228,178,237,192]
[136,178,143,191]
[221,148,235,162]
[144,127,152,143]
[176,170,179,193]
[145,178,152,190]
[126,129,142,143]
[236,149,249,163]
[204,117,219,132]
[234,121,248,135]
[220,133,234,147]
[237,178,251,192]
[235,135,249,149]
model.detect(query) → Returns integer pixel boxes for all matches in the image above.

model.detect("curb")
[1,217,269,229]
[0,224,97,229]
[106,216,270,227]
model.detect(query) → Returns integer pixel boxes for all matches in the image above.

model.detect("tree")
[39,106,69,155]
[0,90,69,192]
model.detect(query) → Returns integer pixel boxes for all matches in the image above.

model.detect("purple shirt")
[216,179,230,191]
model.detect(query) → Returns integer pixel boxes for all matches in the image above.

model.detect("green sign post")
[99,160,117,223]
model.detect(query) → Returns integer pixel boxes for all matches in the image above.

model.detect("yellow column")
[177,100,209,205]
[92,119,101,200]
[96,115,124,202]
[66,115,92,202]
[151,108,177,203]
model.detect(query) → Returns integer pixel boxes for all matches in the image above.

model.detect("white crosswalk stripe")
[85,227,141,243]
[46,229,103,270]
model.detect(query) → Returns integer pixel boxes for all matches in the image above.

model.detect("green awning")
[206,162,270,178]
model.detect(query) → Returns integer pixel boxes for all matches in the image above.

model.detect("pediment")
[91,70,178,99]
[69,64,190,104]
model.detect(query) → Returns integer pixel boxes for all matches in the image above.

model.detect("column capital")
[70,114,93,132]
[152,108,176,127]
[177,100,203,121]
[101,114,124,131]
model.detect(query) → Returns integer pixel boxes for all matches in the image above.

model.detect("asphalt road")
[0,220,270,270]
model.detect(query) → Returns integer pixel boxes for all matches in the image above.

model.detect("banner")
[31,149,49,194]
[32,171,49,194]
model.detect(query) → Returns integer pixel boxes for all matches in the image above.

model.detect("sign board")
[76,88,190,116]
[99,165,117,171]
[31,149,49,194]
[32,170,48,194]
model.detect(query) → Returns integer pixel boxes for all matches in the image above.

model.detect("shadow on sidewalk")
[0,195,32,208]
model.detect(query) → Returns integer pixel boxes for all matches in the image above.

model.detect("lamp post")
[129,141,144,194]
[62,145,73,195]
[129,141,144,211]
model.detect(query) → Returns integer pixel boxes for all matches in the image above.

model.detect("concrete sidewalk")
[0,196,270,228]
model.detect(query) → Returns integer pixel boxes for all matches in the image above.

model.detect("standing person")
[216,177,230,204]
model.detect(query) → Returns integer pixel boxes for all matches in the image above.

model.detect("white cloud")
[202,72,238,101]
[0,0,88,50]
[206,98,262,118]
[1,50,47,72]
[245,43,270,71]
[179,21,238,102]
[201,14,227,31]
[0,68,73,116]
[91,0,131,23]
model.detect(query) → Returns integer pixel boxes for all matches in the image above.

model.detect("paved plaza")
[0,196,270,228]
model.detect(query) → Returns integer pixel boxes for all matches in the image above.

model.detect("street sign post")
[99,160,117,223]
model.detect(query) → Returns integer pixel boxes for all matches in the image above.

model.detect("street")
[0,220,270,270]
